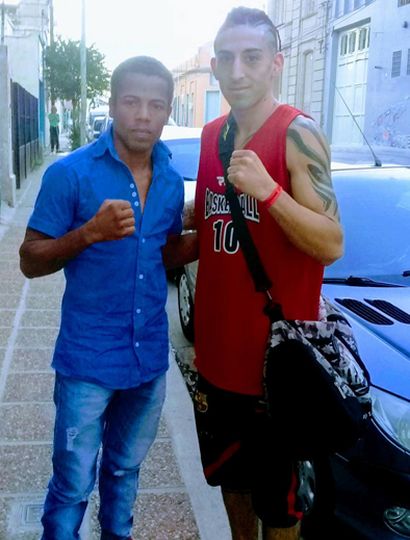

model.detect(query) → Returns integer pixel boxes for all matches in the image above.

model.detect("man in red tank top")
[190,7,344,540]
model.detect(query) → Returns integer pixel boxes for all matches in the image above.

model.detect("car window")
[325,174,410,281]
[165,138,200,181]
[93,118,104,132]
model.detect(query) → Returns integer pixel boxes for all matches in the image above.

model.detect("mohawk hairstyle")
[215,6,281,53]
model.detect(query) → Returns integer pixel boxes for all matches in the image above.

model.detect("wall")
[323,0,377,141]
[324,0,410,150]
[364,3,410,148]
[0,0,49,213]
[269,0,329,126]
[173,42,229,127]
[7,33,40,97]
[0,46,17,207]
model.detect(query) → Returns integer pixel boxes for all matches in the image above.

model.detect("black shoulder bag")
[219,116,372,460]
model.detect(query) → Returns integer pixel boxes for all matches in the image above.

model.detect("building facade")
[324,0,376,146]
[268,0,330,125]
[269,0,410,150]
[0,0,50,210]
[172,42,229,128]
[360,0,410,149]
[323,0,410,149]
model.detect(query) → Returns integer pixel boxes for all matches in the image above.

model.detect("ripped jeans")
[41,372,166,540]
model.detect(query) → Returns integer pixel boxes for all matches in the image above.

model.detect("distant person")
[19,55,192,540]
[48,105,60,153]
[190,7,343,540]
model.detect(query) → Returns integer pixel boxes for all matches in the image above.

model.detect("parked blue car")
[309,166,410,539]
[165,131,410,540]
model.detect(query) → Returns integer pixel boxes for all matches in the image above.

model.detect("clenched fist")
[84,199,136,243]
[227,150,277,201]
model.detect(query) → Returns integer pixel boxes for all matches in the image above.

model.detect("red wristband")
[261,184,283,210]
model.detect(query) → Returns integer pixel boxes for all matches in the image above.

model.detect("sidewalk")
[0,143,229,539]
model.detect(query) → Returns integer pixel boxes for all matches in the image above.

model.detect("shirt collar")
[92,124,172,165]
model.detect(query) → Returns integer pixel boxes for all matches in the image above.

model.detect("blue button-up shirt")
[28,127,184,388]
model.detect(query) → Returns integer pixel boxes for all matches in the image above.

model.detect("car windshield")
[165,138,200,181]
[325,169,410,282]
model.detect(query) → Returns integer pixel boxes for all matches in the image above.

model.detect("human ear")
[273,52,284,74]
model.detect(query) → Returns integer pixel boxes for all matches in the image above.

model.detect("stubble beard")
[117,128,156,155]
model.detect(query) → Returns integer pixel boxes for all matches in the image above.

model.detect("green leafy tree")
[45,37,110,149]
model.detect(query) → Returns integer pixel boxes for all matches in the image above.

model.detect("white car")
[159,125,202,340]
[160,125,202,206]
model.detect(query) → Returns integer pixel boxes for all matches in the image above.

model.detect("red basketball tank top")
[194,104,324,395]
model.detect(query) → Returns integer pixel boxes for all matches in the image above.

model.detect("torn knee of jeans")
[112,465,140,477]
[66,427,79,451]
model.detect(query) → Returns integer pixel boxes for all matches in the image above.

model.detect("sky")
[52,0,266,73]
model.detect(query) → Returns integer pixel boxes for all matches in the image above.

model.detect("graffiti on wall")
[372,98,410,149]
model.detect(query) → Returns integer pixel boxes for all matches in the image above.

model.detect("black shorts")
[193,374,303,528]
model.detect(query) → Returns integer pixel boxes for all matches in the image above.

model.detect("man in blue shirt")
[19,56,188,540]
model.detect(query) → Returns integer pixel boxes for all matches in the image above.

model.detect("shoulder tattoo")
[288,117,339,220]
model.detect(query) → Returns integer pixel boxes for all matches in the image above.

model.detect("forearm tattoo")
[288,118,339,220]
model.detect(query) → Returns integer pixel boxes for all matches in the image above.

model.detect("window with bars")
[391,50,402,77]
[398,0,410,7]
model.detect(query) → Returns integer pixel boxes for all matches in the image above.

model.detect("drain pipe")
[1,0,5,45]
[320,0,330,129]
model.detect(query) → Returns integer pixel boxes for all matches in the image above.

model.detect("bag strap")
[219,115,283,321]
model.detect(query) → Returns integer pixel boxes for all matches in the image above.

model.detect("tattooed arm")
[286,116,339,220]
[280,115,343,264]
[227,115,343,265]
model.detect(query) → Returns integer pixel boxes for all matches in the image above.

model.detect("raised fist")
[85,199,136,243]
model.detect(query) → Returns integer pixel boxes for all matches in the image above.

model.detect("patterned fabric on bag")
[263,296,372,459]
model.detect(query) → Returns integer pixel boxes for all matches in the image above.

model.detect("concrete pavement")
[0,141,230,540]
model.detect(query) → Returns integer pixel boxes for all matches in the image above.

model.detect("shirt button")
[136,308,141,314]
[134,201,140,207]
[135,342,140,348]
[129,183,134,188]
[141,238,146,244]
[132,192,137,198]
[139,274,144,279]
